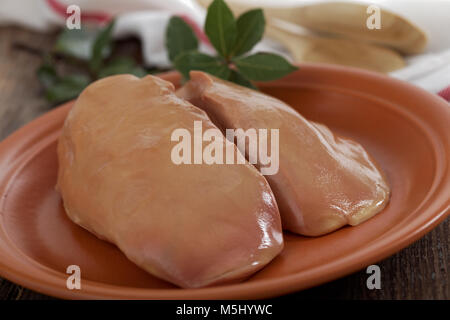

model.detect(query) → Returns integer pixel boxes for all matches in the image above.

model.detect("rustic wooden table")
[0,27,448,300]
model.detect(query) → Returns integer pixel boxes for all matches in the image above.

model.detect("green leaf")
[97,57,147,78]
[37,63,59,88]
[90,19,116,71]
[128,66,148,78]
[234,52,298,81]
[232,9,265,57]
[54,27,98,60]
[228,70,257,89]
[45,74,90,103]
[166,16,199,62]
[174,51,230,80]
[204,0,237,58]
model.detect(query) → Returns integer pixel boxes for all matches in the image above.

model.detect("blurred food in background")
[198,0,428,72]
[266,24,405,73]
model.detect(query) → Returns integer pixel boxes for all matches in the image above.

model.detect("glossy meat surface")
[178,71,390,236]
[57,74,283,288]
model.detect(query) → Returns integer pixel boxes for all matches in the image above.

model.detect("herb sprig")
[34,0,298,104]
[36,20,149,104]
[166,0,298,88]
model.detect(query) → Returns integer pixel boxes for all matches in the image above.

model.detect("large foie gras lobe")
[57,74,283,288]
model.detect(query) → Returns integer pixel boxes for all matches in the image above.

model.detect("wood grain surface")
[0,26,448,300]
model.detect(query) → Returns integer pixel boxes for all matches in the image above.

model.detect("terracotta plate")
[0,64,448,299]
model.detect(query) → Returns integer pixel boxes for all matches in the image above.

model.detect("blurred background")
[0,0,448,299]
[1,0,450,106]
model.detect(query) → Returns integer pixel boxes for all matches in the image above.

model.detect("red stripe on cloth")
[437,86,450,102]
[47,1,209,47]
[47,0,111,23]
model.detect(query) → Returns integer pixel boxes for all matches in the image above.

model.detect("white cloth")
[391,49,450,93]
[1,0,449,94]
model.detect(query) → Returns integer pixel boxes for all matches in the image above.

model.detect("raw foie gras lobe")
[177,71,391,236]
[56,74,283,288]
